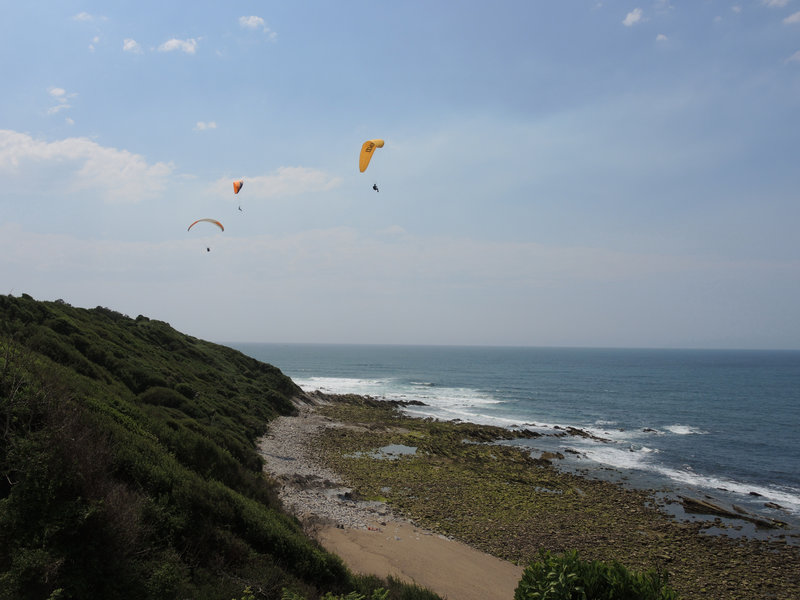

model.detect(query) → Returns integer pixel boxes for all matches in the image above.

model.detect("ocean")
[232,343,800,540]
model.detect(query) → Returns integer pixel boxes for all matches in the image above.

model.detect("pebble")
[257,403,394,531]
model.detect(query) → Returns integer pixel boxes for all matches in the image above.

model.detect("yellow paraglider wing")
[233,180,243,194]
[187,218,224,232]
[359,139,384,172]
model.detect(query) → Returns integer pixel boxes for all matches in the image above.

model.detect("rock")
[257,403,397,532]
[679,496,787,530]
[564,426,610,442]
[540,451,565,461]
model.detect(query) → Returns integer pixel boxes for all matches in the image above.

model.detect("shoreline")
[391,405,800,538]
[257,398,524,600]
[258,393,800,600]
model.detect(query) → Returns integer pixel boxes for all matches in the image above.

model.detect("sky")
[1,1,799,349]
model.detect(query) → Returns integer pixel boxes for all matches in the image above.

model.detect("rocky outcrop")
[679,496,787,529]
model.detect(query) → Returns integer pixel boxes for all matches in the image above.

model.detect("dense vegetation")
[0,294,438,600]
[514,550,678,600]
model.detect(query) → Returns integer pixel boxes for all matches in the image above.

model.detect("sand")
[317,520,524,600]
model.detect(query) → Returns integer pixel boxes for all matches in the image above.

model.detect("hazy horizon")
[3,2,800,350]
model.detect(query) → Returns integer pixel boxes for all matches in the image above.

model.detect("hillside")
[0,294,438,600]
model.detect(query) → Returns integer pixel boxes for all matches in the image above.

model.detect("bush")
[117,366,167,394]
[514,550,679,600]
[175,382,195,399]
[137,386,189,410]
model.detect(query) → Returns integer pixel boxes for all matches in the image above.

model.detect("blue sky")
[2,1,799,348]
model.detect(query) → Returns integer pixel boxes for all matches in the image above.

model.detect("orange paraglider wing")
[359,139,384,172]
[187,218,224,232]
[233,180,243,194]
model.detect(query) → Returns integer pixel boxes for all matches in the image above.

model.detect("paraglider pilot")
[373,183,379,192]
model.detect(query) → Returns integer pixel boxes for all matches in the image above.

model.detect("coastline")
[258,393,800,600]
[257,397,523,600]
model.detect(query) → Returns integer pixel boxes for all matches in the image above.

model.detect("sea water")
[232,343,800,538]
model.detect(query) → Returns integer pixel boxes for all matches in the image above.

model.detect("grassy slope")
[0,294,438,600]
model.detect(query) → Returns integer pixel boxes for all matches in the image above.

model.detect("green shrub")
[137,386,189,410]
[514,550,679,600]
[175,382,195,399]
[117,366,167,394]
[25,329,101,380]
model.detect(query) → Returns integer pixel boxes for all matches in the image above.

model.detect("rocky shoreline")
[257,399,397,532]
[257,395,527,600]
[258,393,800,600]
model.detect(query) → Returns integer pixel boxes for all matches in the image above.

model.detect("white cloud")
[89,35,100,52]
[0,129,174,203]
[623,8,643,26]
[212,167,341,199]
[158,38,198,54]
[656,33,668,41]
[194,121,217,131]
[239,16,265,29]
[72,12,106,23]
[784,11,800,23]
[378,225,408,237]
[732,5,742,14]
[787,50,800,62]
[47,104,71,115]
[239,15,277,41]
[762,0,789,7]
[123,38,143,54]
[47,87,76,115]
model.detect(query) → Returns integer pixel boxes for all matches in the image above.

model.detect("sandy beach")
[257,402,524,599]
[316,522,523,600]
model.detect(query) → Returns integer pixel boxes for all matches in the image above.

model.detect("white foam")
[572,438,663,469]
[296,376,501,408]
[654,466,800,515]
[559,434,800,517]
[402,403,522,428]
[294,376,391,396]
[664,424,708,435]
[563,441,800,516]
